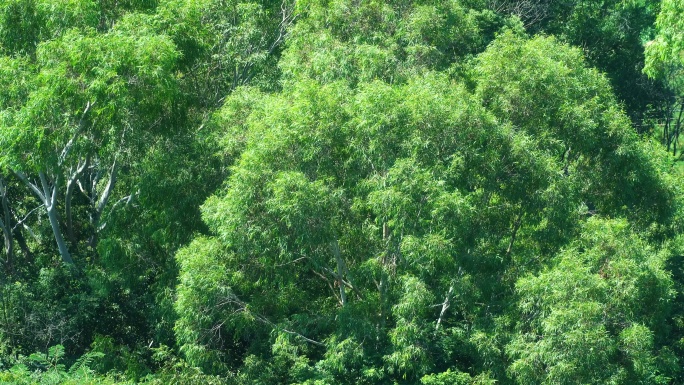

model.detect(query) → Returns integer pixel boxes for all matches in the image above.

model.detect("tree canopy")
[1,1,684,384]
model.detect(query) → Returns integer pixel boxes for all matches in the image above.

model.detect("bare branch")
[14,170,46,202]
[21,223,39,242]
[95,158,118,218]
[435,285,454,331]
[97,190,138,232]
[275,256,308,267]
[76,179,88,198]
[60,101,94,165]
[217,292,325,347]
[331,240,347,307]
[12,205,43,232]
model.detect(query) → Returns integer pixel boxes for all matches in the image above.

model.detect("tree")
[279,0,503,86]
[508,218,676,384]
[644,0,684,90]
[475,31,675,229]
[156,0,295,107]
[491,0,666,128]
[175,19,679,383]
[0,13,179,263]
[645,0,684,153]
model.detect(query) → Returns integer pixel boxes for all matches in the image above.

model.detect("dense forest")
[0,0,684,383]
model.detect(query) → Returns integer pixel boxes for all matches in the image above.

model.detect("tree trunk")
[14,170,74,264]
[39,172,73,264]
[46,205,72,264]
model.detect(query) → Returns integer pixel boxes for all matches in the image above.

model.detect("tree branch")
[59,101,93,165]
[435,285,454,331]
[0,177,13,270]
[66,159,88,244]
[331,239,347,307]
[217,293,325,347]
[95,158,118,219]
[38,172,73,264]
[506,210,524,257]
[13,170,45,202]
[12,204,43,232]
[97,190,138,232]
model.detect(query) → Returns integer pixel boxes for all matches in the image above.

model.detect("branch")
[0,178,7,234]
[20,222,39,241]
[38,172,52,206]
[435,285,454,331]
[13,170,46,202]
[59,101,93,165]
[253,312,325,347]
[275,256,308,267]
[217,293,325,347]
[12,205,43,232]
[268,0,296,55]
[321,266,363,299]
[66,159,88,243]
[312,268,342,304]
[0,177,13,270]
[50,174,59,208]
[95,158,118,217]
[506,210,524,257]
[76,179,88,198]
[97,190,138,232]
[331,240,347,307]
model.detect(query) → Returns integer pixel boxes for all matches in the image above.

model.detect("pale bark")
[15,170,73,264]
[435,285,454,331]
[331,239,347,307]
[59,101,92,164]
[40,172,72,264]
[88,158,119,248]
[0,178,13,270]
[65,159,88,244]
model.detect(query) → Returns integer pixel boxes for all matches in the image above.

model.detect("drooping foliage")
[174,21,682,382]
[0,0,289,373]
[645,0,684,93]
[2,0,684,384]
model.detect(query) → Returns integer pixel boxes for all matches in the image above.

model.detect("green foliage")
[0,345,113,385]
[507,0,666,123]
[0,1,683,384]
[475,31,675,227]
[645,0,684,93]
[156,0,293,104]
[175,25,678,383]
[0,0,41,56]
[140,345,229,385]
[280,0,501,86]
[508,218,676,384]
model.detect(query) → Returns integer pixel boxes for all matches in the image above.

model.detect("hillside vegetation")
[1,0,684,384]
